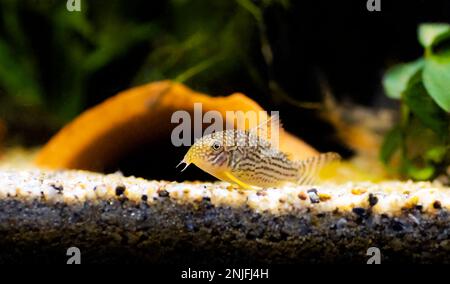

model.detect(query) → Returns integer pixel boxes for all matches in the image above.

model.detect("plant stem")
[399,99,410,178]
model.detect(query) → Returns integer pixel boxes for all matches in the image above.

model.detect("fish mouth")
[176,158,191,172]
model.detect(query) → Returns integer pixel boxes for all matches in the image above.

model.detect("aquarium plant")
[382,23,450,180]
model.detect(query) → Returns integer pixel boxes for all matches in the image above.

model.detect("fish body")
[179,128,340,189]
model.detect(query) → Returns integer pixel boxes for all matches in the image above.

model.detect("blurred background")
[0,0,449,180]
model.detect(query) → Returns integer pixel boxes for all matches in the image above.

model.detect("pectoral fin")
[224,171,254,190]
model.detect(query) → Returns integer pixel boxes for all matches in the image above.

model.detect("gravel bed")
[0,169,449,264]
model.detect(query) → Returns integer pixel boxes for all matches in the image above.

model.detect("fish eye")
[211,141,222,151]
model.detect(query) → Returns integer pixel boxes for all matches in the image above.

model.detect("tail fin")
[296,152,341,185]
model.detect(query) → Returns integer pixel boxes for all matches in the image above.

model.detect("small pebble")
[115,185,126,196]
[51,184,64,194]
[298,192,307,200]
[308,191,320,204]
[256,190,267,196]
[433,201,442,209]
[392,220,404,231]
[352,207,366,217]
[158,190,170,198]
[307,188,318,194]
[351,188,366,195]
[318,193,331,202]
[368,193,378,207]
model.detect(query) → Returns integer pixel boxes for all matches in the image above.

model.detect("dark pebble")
[307,189,320,204]
[368,194,378,207]
[202,197,213,209]
[352,207,366,217]
[433,201,442,209]
[158,190,170,198]
[185,222,197,232]
[309,196,320,204]
[51,184,64,194]
[307,188,318,194]
[392,220,404,231]
[115,185,126,196]
[256,191,267,196]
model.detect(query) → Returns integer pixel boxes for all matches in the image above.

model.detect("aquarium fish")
[177,118,340,189]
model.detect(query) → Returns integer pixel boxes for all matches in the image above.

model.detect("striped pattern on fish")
[178,126,340,189]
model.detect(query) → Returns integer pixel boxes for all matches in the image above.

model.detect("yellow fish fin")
[224,171,254,190]
[249,113,283,141]
[296,152,341,185]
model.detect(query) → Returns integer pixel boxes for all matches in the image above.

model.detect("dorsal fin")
[249,114,283,142]
[296,152,341,185]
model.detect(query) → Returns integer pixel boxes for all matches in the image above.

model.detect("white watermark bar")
[66,247,81,264]
[67,0,81,12]
[171,103,280,148]
[367,0,381,11]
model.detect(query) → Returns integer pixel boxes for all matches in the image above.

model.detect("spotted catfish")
[177,116,340,189]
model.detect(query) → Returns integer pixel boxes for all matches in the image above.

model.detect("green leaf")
[0,39,42,105]
[425,146,448,163]
[83,22,157,73]
[404,80,449,137]
[422,55,450,112]
[418,23,450,49]
[54,8,93,40]
[407,165,435,181]
[380,126,402,164]
[237,0,263,22]
[383,59,424,99]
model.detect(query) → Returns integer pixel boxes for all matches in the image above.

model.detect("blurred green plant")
[0,0,161,122]
[382,23,450,180]
[0,0,286,125]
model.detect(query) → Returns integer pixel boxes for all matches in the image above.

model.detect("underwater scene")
[0,0,450,271]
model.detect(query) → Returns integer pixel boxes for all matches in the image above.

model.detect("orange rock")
[35,81,317,172]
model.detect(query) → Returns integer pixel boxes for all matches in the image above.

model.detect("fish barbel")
[177,118,340,189]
